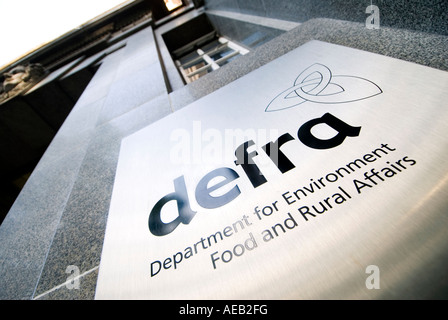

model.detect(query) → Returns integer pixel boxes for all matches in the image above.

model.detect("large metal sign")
[95,41,448,299]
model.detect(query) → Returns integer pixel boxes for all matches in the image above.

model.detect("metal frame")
[176,37,249,83]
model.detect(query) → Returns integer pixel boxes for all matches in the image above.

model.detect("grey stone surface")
[0,9,446,300]
[0,32,128,300]
[27,25,172,298]
[204,0,448,36]
[96,28,167,126]
[34,267,99,300]
[0,101,99,299]
[33,94,172,298]
[0,55,111,300]
[0,148,88,299]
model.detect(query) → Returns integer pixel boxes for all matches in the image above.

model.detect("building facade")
[0,0,447,300]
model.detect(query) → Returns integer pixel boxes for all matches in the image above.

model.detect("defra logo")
[266,64,382,112]
[148,64,382,236]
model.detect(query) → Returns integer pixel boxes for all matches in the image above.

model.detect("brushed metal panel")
[96,41,448,299]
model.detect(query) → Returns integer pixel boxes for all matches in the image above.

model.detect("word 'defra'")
[149,113,361,236]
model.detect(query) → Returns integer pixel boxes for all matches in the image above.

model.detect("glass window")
[176,37,249,83]
[164,0,184,12]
